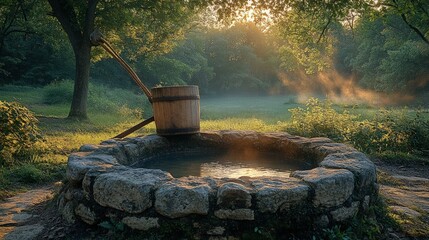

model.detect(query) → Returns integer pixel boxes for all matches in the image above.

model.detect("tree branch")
[83,0,99,40]
[317,17,331,43]
[400,13,429,45]
[47,0,82,51]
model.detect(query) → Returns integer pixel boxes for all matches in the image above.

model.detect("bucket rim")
[151,85,199,90]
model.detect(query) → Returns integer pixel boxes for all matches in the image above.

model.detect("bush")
[42,80,74,105]
[9,163,49,183]
[284,98,429,155]
[348,110,429,154]
[0,101,44,165]
[285,98,357,141]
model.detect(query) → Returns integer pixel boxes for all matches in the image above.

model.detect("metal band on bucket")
[156,127,200,135]
[151,95,200,102]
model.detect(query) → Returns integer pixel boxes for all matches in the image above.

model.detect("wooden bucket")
[151,85,200,136]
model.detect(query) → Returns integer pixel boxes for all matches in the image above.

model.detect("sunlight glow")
[201,1,274,31]
[277,70,416,106]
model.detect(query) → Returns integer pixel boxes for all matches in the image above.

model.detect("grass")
[200,95,301,123]
[1,84,429,239]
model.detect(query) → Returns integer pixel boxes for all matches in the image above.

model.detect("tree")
[47,0,204,119]
[46,0,428,119]
[204,22,277,94]
[374,0,429,46]
[347,14,429,92]
[0,0,36,81]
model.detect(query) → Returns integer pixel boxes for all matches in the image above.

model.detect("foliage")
[286,98,357,141]
[284,98,429,155]
[204,22,278,94]
[321,225,352,240]
[274,10,335,74]
[0,101,44,166]
[349,109,429,154]
[0,162,65,199]
[0,0,72,86]
[8,163,49,183]
[346,14,429,92]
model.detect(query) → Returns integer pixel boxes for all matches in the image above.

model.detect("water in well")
[135,148,314,178]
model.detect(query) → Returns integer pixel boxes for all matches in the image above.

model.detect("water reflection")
[140,148,313,178]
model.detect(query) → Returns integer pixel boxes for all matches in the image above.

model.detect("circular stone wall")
[59,131,377,238]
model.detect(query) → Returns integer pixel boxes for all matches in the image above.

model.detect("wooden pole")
[113,116,155,139]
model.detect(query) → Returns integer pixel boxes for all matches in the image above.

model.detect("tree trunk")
[68,42,91,119]
[48,0,98,120]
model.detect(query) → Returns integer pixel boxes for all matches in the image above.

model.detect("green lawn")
[1,84,429,198]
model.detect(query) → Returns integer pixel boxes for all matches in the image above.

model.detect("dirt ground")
[1,159,429,240]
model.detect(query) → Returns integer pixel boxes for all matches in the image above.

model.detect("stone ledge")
[61,131,377,234]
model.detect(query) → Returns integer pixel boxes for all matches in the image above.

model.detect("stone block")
[122,217,159,231]
[330,201,360,222]
[93,169,172,213]
[214,209,254,220]
[155,178,211,218]
[252,178,309,213]
[75,204,97,225]
[291,167,354,208]
[217,182,251,209]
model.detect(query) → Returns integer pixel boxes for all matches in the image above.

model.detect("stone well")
[59,131,377,237]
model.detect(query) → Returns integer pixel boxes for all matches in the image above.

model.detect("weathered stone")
[81,166,128,201]
[309,137,334,144]
[75,204,97,225]
[314,215,330,228]
[79,144,100,152]
[330,201,360,222]
[321,151,376,191]
[4,224,44,240]
[291,167,354,208]
[62,201,76,224]
[252,178,309,213]
[108,145,128,165]
[155,178,211,218]
[314,143,357,156]
[198,131,222,142]
[123,143,139,162]
[134,135,170,153]
[101,139,117,145]
[64,188,84,202]
[93,169,172,213]
[62,131,377,233]
[66,152,119,182]
[217,182,251,209]
[57,193,66,212]
[362,195,370,211]
[255,132,284,150]
[80,143,127,163]
[221,130,258,147]
[122,217,160,231]
[207,226,226,235]
[214,209,254,220]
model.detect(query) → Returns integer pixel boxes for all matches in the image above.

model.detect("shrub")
[42,80,74,105]
[285,98,357,141]
[0,101,44,165]
[284,98,429,155]
[348,109,429,154]
[9,163,49,183]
